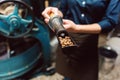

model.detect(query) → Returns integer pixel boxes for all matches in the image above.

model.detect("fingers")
[63,19,71,26]
[44,18,49,24]
[51,8,59,16]
[42,7,60,24]
[62,19,70,29]
[42,7,59,21]
[42,7,51,19]
[63,19,72,24]
[62,19,76,32]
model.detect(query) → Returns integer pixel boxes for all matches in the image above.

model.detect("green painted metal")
[0,0,51,79]
[0,43,41,79]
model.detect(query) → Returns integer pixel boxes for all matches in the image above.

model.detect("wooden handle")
[50,12,54,17]
[49,12,56,18]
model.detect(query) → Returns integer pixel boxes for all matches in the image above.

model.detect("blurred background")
[0,0,120,80]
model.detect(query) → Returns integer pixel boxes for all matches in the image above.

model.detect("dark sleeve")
[49,0,61,7]
[58,0,68,17]
[98,0,120,32]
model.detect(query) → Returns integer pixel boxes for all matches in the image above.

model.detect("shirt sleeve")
[58,0,68,17]
[98,0,120,32]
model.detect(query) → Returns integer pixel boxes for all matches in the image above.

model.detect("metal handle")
[49,15,68,37]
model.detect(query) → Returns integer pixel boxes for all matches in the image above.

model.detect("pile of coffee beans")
[58,36,74,48]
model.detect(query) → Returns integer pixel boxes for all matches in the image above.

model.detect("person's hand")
[42,7,60,23]
[63,19,102,34]
[63,19,78,33]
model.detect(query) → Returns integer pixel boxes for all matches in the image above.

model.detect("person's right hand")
[42,7,60,23]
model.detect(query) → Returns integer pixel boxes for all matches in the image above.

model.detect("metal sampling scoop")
[48,14,78,48]
[49,15,68,38]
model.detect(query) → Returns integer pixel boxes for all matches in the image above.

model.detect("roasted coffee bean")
[58,36,74,48]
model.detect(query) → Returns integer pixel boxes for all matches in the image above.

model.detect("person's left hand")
[63,19,78,33]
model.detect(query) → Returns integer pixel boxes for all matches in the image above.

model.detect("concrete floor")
[31,62,120,80]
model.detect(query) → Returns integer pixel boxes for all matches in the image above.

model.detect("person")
[42,0,120,80]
